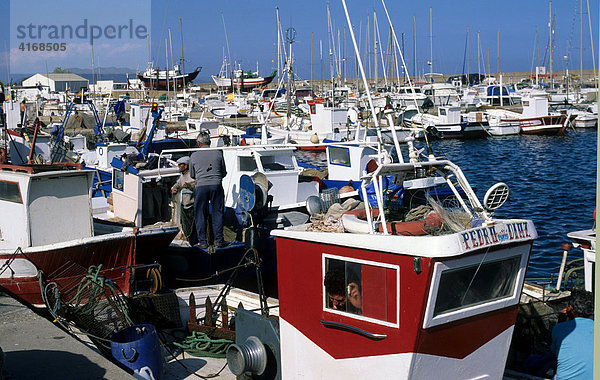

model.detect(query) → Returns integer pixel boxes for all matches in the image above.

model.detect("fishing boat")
[211,69,277,90]
[137,64,201,90]
[403,106,467,139]
[224,138,537,378]
[0,164,178,307]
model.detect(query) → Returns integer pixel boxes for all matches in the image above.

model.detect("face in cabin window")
[324,264,362,315]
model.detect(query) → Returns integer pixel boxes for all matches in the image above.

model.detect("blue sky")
[1,0,598,83]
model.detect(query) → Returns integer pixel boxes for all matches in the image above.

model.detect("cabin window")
[433,255,520,316]
[239,156,258,172]
[113,170,125,191]
[0,181,22,203]
[259,154,294,171]
[310,104,316,114]
[522,101,529,107]
[439,108,447,116]
[131,108,135,118]
[423,245,528,328]
[188,123,197,131]
[328,146,351,167]
[323,256,398,326]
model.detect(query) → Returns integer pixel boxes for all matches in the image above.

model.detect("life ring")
[342,208,442,235]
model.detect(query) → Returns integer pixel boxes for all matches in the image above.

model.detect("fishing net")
[40,263,133,357]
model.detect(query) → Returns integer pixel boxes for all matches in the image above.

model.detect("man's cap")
[176,156,190,165]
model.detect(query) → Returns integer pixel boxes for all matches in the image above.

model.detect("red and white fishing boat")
[225,140,537,379]
[212,69,276,90]
[0,164,178,307]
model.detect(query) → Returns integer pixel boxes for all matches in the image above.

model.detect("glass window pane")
[0,181,22,203]
[259,154,294,171]
[433,255,521,316]
[113,170,124,191]
[324,257,396,323]
[239,156,258,171]
[329,147,351,166]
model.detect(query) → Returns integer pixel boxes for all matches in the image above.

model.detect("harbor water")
[297,129,597,279]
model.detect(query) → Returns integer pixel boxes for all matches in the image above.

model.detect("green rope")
[173,331,233,358]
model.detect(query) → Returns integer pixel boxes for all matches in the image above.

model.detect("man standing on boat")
[171,156,197,246]
[189,131,228,249]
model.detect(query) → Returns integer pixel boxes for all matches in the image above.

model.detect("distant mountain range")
[65,67,137,75]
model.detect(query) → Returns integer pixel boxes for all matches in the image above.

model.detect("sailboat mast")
[429,7,433,75]
[413,15,416,80]
[549,1,554,88]
[180,18,186,96]
[477,31,481,80]
[276,7,282,82]
[373,10,378,89]
[580,0,583,84]
[165,38,170,112]
[169,28,177,107]
[467,26,470,86]
[497,29,500,77]
[311,32,314,86]
[91,33,95,98]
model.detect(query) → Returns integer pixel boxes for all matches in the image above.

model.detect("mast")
[374,14,387,86]
[320,39,323,94]
[165,38,170,113]
[477,31,481,81]
[429,6,433,75]
[487,47,490,80]
[341,0,385,150]
[497,29,500,77]
[537,26,540,68]
[549,1,553,88]
[169,27,177,110]
[311,32,314,87]
[180,18,186,97]
[467,26,470,86]
[401,32,405,81]
[586,0,597,87]
[326,1,335,89]
[91,31,95,99]
[413,16,417,80]
[276,7,282,82]
[580,0,583,84]
[373,11,378,89]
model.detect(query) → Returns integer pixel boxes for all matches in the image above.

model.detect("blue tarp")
[486,86,509,97]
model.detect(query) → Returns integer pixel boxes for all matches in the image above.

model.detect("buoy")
[310,134,320,144]
[339,180,354,194]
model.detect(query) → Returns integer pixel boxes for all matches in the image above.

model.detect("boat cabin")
[0,166,94,249]
[438,106,462,125]
[110,163,179,228]
[521,96,549,118]
[306,99,348,136]
[325,144,379,186]
[127,103,167,139]
[222,146,319,210]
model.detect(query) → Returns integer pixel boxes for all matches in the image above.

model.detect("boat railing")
[358,159,488,235]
